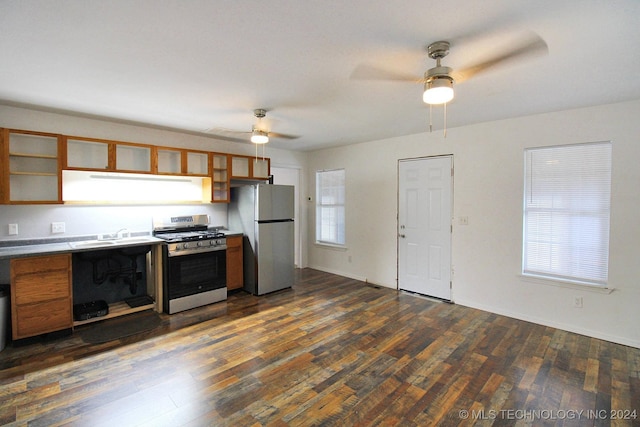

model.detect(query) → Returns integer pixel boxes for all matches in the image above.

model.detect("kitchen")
[0,109,306,344]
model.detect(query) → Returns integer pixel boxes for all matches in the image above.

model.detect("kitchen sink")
[69,240,116,248]
[115,237,156,244]
[68,236,159,249]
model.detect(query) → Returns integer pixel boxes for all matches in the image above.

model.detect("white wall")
[271,166,304,268]
[0,104,306,234]
[0,105,307,256]
[306,99,640,348]
[2,101,638,347]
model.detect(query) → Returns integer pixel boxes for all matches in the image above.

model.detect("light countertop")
[0,235,164,260]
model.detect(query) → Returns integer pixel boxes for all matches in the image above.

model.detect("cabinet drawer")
[13,269,71,305]
[12,254,72,305]
[14,299,72,338]
[11,254,70,275]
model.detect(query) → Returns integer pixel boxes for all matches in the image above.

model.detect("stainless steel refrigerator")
[228,184,295,295]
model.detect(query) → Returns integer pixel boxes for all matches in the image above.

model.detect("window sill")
[519,274,614,294]
[314,242,347,251]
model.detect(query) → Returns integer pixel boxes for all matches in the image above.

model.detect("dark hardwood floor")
[1,269,638,426]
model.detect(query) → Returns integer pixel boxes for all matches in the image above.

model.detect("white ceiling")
[1,1,639,151]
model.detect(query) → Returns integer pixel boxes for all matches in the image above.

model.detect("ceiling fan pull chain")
[443,102,447,138]
[429,104,433,133]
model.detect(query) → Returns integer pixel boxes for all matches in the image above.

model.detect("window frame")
[522,141,612,288]
[315,168,346,247]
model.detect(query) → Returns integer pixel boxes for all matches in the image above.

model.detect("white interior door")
[398,156,452,300]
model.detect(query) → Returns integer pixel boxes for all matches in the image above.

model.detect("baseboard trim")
[455,298,640,349]
[306,266,398,290]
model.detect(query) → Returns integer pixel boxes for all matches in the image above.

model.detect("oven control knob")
[209,240,215,246]
[183,243,189,249]
[216,239,223,245]
[197,241,204,247]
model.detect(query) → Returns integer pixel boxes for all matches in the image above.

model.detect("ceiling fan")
[352,32,548,134]
[205,109,299,144]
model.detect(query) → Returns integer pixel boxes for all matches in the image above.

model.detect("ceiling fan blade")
[350,63,424,83]
[202,127,250,143]
[204,109,299,142]
[453,33,548,83]
[269,131,300,140]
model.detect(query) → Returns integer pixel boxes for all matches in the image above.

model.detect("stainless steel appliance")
[228,184,295,295]
[153,214,227,314]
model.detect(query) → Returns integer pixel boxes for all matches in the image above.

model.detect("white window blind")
[316,169,345,245]
[523,142,612,286]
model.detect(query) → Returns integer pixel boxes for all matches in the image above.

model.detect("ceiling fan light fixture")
[251,128,269,144]
[423,76,454,105]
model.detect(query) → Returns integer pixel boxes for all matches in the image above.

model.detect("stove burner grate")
[153,230,225,243]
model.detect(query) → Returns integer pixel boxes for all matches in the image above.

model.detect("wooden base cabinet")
[226,235,243,291]
[10,254,73,340]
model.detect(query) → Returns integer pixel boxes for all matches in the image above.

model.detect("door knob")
[399,234,406,238]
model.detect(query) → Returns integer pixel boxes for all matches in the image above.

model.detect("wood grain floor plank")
[1,268,638,426]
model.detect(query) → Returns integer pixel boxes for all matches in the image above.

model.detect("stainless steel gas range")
[153,214,227,314]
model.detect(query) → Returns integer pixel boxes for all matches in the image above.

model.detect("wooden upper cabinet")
[252,158,270,179]
[64,137,111,170]
[64,136,152,173]
[150,148,211,176]
[230,155,250,178]
[185,151,209,176]
[211,153,229,203]
[156,147,183,174]
[3,127,271,204]
[230,155,270,180]
[1,128,62,204]
[115,142,151,172]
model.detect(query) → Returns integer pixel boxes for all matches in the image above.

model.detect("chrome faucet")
[115,228,130,239]
[100,228,130,240]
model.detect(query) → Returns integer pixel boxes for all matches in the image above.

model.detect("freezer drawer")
[250,220,294,295]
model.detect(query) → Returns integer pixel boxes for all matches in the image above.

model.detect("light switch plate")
[8,223,18,235]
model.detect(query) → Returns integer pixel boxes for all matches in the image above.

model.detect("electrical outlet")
[51,222,66,234]
[459,216,469,225]
[573,296,583,308]
[8,223,18,235]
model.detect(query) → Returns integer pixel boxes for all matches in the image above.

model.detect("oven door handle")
[167,245,227,257]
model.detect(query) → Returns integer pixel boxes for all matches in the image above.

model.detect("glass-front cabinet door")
[230,155,249,178]
[186,151,209,176]
[230,155,270,179]
[66,138,110,170]
[2,129,62,203]
[116,143,151,172]
[156,148,182,174]
[252,158,270,178]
